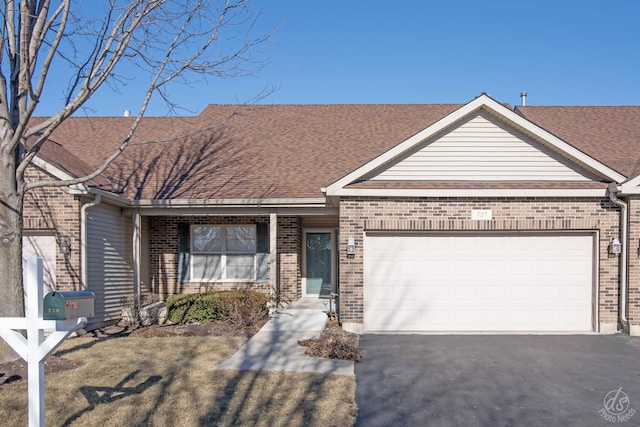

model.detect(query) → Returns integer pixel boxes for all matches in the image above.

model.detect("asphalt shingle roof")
[34,103,640,200]
[39,104,461,199]
[515,106,640,177]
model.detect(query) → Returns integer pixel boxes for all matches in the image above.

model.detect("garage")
[363,232,595,333]
[22,234,57,293]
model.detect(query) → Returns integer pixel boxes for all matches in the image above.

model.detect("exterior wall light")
[347,237,356,255]
[609,238,622,255]
[59,236,71,255]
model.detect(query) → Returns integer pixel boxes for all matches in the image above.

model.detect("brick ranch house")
[23,94,640,335]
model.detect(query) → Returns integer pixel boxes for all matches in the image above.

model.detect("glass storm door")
[304,231,335,297]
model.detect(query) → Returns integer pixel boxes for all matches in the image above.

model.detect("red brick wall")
[339,196,622,331]
[148,215,302,300]
[23,166,83,291]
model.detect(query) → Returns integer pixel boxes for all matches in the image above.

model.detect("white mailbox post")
[0,256,88,427]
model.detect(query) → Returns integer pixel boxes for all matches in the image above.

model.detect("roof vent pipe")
[123,109,130,117]
[520,92,527,106]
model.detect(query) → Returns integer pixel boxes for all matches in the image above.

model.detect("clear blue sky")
[37,0,640,116]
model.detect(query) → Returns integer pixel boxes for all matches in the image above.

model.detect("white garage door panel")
[23,235,56,293]
[364,233,593,332]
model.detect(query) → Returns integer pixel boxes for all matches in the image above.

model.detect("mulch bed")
[0,356,85,385]
[299,318,362,362]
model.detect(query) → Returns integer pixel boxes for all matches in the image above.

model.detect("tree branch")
[8,0,272,193]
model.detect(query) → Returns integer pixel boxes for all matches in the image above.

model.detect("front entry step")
[287,298,328,310]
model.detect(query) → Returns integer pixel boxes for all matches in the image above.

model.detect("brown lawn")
[0,331,357,426]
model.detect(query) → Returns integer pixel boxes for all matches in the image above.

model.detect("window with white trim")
[191,225,256,281]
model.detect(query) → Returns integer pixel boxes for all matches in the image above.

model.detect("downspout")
[269,212,277,314]
[81,194,102,289]
[608,189,629,329]
[132,210,141,300]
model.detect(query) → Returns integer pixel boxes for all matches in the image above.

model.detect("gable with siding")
[366,110,600,183]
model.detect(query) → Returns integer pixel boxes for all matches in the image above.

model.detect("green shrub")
[166,291,268,326]
[165,294,198,324]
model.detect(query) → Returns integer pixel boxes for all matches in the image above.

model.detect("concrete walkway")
[214,298,354,376]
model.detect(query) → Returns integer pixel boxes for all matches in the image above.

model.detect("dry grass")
[0,334,357,426]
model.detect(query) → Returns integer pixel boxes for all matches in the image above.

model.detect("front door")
[304,230,335,297]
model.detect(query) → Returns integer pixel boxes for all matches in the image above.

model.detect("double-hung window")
[191,225,256,281]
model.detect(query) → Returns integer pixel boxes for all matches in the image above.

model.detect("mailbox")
[43,291,95,320]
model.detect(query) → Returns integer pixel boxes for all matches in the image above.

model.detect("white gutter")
[130,197,328,208]
[608,188,629,329]
[81,194,102,288]
[328,187,609,198]
[70,185,329,209]
[70,185,130,207]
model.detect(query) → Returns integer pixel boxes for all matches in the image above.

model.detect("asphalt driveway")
[355,334,640,427]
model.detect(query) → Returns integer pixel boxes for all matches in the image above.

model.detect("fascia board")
[618,175,640,194]
[68,186,329,209]
[138,206,339,216]
[131,197,328,208]
[325,95,625,196]
[332,187,608,198]
[31,156,75,181]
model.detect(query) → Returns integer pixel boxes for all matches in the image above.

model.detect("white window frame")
[190,225,257,282]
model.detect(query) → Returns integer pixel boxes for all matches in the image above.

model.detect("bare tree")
[0,0,271,322]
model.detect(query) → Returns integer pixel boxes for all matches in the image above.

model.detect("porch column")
[132,210,141,298]
[269,213,278,301]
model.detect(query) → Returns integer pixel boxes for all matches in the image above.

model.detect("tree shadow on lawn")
[52,329,132,358]
[41,324,355,426]
[199,368,355,426]
[51,335,233,426]
[61,369,162,427]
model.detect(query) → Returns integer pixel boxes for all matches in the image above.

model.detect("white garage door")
[23,234,57,293]
[364,233,594,333]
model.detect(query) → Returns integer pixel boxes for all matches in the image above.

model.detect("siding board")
[370,112,599,182]
[86,204,134,322]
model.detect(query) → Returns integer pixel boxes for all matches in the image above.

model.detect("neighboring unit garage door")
[364,233,594,333]
[23,234,57,293]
